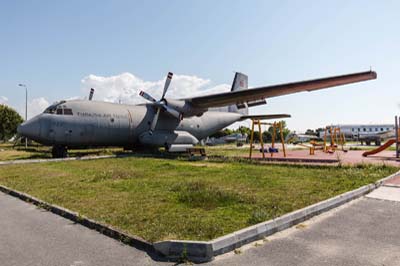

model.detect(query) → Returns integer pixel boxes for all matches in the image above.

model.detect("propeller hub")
[139,72,183,132]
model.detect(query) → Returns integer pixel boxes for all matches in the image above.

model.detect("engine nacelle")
[139,130,199,147]
[167,144,194,152]
[164,99,206,117]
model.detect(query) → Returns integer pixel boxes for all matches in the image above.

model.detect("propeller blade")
[161,72,173,99]
[163,105,183,120]
[139,90,157,102]
[150,107,161,133]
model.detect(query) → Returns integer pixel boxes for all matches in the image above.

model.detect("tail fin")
[230,72,267,111]
[231,72,248,92]
[228,72,267,114]
[228,72,249,114]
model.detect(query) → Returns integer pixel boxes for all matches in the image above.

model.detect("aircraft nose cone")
[17,117,40,139]
[17,124,23,135]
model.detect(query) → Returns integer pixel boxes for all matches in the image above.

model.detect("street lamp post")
[18,84,28,149]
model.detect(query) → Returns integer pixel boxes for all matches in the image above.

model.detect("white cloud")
[80,72,229,104]
[27,97,49,119]
[0,96,8,105]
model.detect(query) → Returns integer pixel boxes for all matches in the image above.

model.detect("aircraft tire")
[52,145,68,158]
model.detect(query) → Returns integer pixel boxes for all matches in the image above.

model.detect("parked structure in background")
[319,124,395,145]
[285,133,320,144]
[205,133,248,146]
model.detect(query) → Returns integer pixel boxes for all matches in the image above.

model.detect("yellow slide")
[362,139,397,157]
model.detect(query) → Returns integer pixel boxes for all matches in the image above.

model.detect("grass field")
[1,141,395,161]
[0,143,125,161]
[0,156,397,242]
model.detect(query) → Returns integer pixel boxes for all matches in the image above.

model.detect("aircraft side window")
[56,108,63,115]
[64,109,73,115]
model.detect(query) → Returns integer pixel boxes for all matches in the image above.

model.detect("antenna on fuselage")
[89,88,95,101]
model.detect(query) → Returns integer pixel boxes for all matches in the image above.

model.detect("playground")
[246,116,400,166]
[247,148,399,166]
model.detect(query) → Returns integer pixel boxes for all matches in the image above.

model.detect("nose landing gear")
[52,145,68,158]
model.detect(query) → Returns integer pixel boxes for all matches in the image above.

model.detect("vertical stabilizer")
[228,72,249,115]
[231,72,248,92]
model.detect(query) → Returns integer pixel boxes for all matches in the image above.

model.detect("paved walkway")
[1,179,400,266]
[206,189,400,266]
[0,192,171,266]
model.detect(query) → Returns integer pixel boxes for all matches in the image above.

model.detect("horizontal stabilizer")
[240,114,291,121]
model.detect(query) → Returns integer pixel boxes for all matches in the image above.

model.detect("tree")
[210,128,233,138]
[0,104,23,142]
[305,129,316,136]
[315,127,325,138]
[265,120,291,141]
[237,126,251,136]
[262,130,272,142]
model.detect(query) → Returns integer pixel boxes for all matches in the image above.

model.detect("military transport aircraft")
[17,70,377,157]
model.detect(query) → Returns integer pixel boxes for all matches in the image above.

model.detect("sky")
[0,0,399,132]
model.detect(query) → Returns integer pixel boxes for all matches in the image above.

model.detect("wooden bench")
[187,147,207,159]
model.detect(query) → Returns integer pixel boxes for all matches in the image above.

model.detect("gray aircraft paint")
[20,100,242,148]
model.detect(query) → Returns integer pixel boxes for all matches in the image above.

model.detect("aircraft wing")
[240,114,291,121]
[186,71,377,108]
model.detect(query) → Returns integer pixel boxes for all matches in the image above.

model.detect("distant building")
[205,133,248,146]
[319,124,395,139]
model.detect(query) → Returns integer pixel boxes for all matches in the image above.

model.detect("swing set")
[249,119,286,159]
[323,126,347,153]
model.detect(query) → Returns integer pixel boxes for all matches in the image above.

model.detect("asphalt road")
[0,192,171,266]
[1,187,399,266]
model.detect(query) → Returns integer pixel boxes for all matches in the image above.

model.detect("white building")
[319,124,394,139]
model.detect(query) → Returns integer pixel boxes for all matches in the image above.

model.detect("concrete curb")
[1,169,399,263]
[209,155,339,164]
[153,169,400,262]
[0,185,153,253]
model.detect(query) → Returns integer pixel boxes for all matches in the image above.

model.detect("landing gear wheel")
[52,145,68,158]
[164,143,170,152]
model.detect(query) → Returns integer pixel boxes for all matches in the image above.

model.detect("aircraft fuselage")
[18,100,242,149]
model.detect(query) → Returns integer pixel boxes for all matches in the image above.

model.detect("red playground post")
[396,116,399,158]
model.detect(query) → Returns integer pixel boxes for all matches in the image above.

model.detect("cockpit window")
[44,106,56,114]
[43,101,73,115]
[64,109,73,115]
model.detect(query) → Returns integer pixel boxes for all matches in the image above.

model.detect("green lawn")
[0,157,396,242]
[0,143,126,161]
